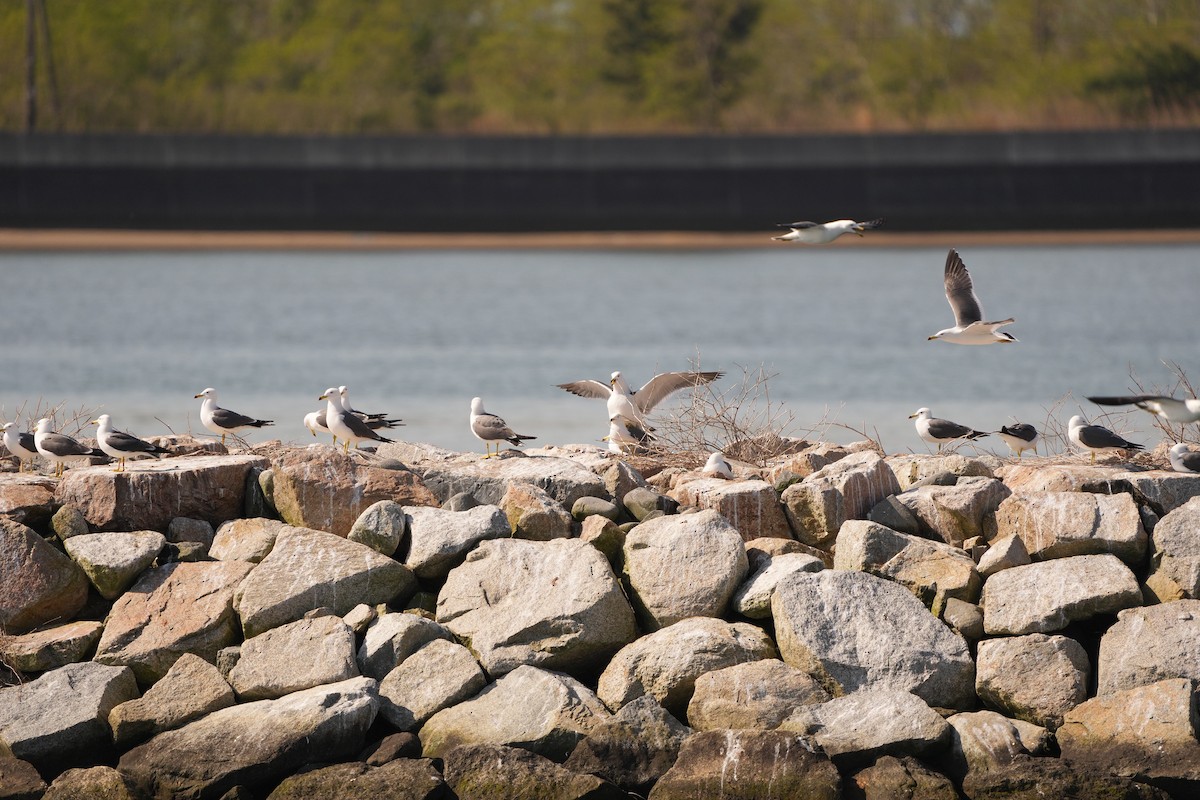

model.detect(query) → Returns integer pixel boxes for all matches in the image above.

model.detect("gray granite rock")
[228,615,358,700]
[781,451,900,550]
[687,658,830,731]
[209,517,287,563]
[357,612,455,681]
[347,500,407,556]
[1096,600,1200,695]
[563,696,692,795]
[63,530,165,600]
[1,620,104,673]
[668,477,793,540]
[109,653,236,745]
[402,503,509,579]
[894,477,1010,547]
[975,633,1089,729]
[731,551,824,619]
[377,639,486,731]
[442,744,623,800]
[500,482,575,540]
[1149,497,1200,598]
[0,518,89,634]
[988,490,1147,565]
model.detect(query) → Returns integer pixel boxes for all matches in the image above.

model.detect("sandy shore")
[1,228,1200,251]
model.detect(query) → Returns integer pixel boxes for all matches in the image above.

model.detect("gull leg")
[221,433,227,446]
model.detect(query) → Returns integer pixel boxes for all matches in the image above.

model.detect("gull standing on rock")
[927,249,1018,345]
[771,218,883,244]
[338,386,403,428]
[470,397,535,458]
[92,414,170,472]
[194,388,274,445]
[34,418,103,478]
[996,423,1040,458]
[702,452,734,479]
[320,387,393,453]
[1087,394,1200,425]
[2,422,39,472]
[602,415,654,455]
[909,407,989,452]
[557,370,724,429]
[1169,443,1200,474]
[1068,415,1144,462]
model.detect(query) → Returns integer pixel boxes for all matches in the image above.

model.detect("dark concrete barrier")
[1,131,1198,231]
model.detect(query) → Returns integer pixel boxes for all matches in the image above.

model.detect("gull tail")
[966,430,990,440]
[506,434,537,446]
[250,419,274,428]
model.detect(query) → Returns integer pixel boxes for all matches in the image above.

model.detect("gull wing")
[944,249,983,327]
[927,418,976,440]
[107,429,159,454]
[633,371,724,413]
[556,380,612,400]
[1078,424,1140,450]
[473,413,515,441]
[211,406,262,429]
[39,433,94,457]
[777,221,818,229]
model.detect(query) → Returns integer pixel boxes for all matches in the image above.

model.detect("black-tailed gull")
[909,407,989,452]
[1068,415,1143,462]
[2,422,38,472]
[602,414,654,455]
[470,397,535,458]
[772,218,883,244]
[997,423,1040,458]
[34,418,103,477]
[194,388,274,445]
[1169,443,1200,474]
[557,369,723,428]
[93,414,169,472]
[319,387,393,453]
[927,249,1017,345]
[702,451,734,479]
[338,386,403,428]
[1087,394,1200,424]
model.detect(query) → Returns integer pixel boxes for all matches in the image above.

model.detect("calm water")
[0,244,1197,456]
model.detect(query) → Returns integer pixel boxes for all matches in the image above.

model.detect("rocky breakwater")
[2,436,1200,798]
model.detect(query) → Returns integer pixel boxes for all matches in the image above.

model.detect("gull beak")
[908,412,919,419]
[90,419,100,425]
[600,436,610,442]
[193,393,204,399]
[318,393,329,401]
[927,335,938,341]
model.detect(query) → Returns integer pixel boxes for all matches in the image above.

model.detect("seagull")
[34,418,104,478]
[602,414,654,455]
[470,397,535,458]
[927,249,1017,345]
[1169,443,1200,474]
[194,388,274,445]
[1087,394,1200,425]
[304,395,403,446]
[92,414,170,472]
[996,423,1040,458]
[772,218,883,244]
[303,410,331,440]
[319,387,393,453]
[338,386,403,428]
[2,422,38,473]
[908,407,989,452]
[1068,415,1144,462]
[557,370,723,429]
[702,451,734,479]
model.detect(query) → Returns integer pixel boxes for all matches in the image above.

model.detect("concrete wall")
[2,130,1198,231]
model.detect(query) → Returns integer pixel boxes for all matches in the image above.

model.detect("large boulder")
[996,463,1129,493]
[94,560,253,684]
[402,503,509,579]
[0,756,47,800]
[500,482,575,540]
[378,639,486,731]
[268,447,436,537]
[563,696,693,795]
[668,477,792,540]
[1096,600,1200,695]
[622,509,748,629]
[117,676,379,800]
[266,759,445,800]
[987,491,1147,565]
[773,570,975,709]
[419,666,611,761]
[62,530,165,600]
[730,551,824,619]
[1148,497,1200,598]
[346,500,407,556]
[0,620,103,674]
[975,633,1089,729]
[442,744,624,800]
[41,766,142,800]
[943,710,1052,783]
[963,753,1173,800]
[893,477,1010,547]
[209,517,287,563]
[438,538,636,677]
[0,473,58,528]
[1113,470,1200,516]
[887,453,995,490]
[108,653,236,746]
[981,554,1142,636]
[0,662,137,771]
[849,755,958,800]
[228,615,358,700]
[233,525,416,638]
[686,658,830,731]
[781,451,900,549]
[55,454,268,532]
[0,518,89,634]
[596,617,777,717]
[357,612,455,680]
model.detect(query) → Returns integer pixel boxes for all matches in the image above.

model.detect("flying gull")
[772,218,883,244]
[1087,394,1200,425]
[470,396,535,458]
[1169,443,1200,474]
[909,407,989,452]
[1067,415,1144,462]
[92,414,169,472]
[996,423,1040,458]
[34,418,104,477]
[702,451,734,479]
[319,387,393,453]
[194,388,274,445]
[557,370,723,429]
[602,414,654,455]
[2,422,38,473]
[928,249,1017,345]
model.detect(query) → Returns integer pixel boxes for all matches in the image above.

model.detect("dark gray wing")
[1180,450,1200,473]
[39,433,95,457]
[927,418,977,440]
[107,429,162,455]
[556,380,612,400]
[473,413,515,441]
[1087,394,1169,406]
[944,249,983,327]
[315,409,327,428]
[777,221,818,228]
[211,406,270,430]
[634,371,724,412]
[1000,423,1037,442]
[1078,424,1141,450]
[340,411,391,442]
[16,432,36,454]
[364,415,405,430]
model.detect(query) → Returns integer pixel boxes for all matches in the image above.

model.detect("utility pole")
[25,0,37,132]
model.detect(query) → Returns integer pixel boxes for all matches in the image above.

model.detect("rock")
[580,515,625,571]
[55,454,269,532]
[442,744,624,800]
[731,551,824,618]
[265,759,444,800]
[667,477,792,540]
[109,653,236,746]
[0,474,58,529]
[1059,678,1200,793]
[401,504,509,579]
[342,603,375,634]
[94,560,253,684]
[160,541,208,563]
[571,495,621,523]
[943,710,1046,783]
[209,517,286,563]
[648,729,841,800]
[62,531,165,600]
[1,620,103,673]
[981,553,1142,636]
[1096,600,1200,695]
[976,533,1031,576]
[834,519,981,614]
[117,677,378,800]
[887,453,995,490]
[849,755,958,800]
[0,519,89,634]
[622,509,748,629]
[962,754,1173,800]
[437,538,636,677]
[781,451,900,549]
[359,732,421,765]
[167,517,215,548]
[563,696,692,794]
[1113,469,1200,516]
[745,535,829,567]
[0,756,47,800]
[942,598,985,640]
[997,462,1129,493]
[975,634,1088,730]
[687,658,830,730]
[378,639,486,731]
[50,505,89,540]
[773,570,975,709]
[602,460,646,508]
[269,447,436,537]
[443,491,480,512]
[233,525,416,638]
[596,617,777,717]
[894,477,1011,547]
[357,612,454,680]
[42,766,141,800]
[0,662,137,771]
[500,482,575,540]
[1148,497,1200,598]
[346,500,407,556]
[987,491,1147,565]
[621,487,677,522]
[228,615,358,701]
[419,665,611,761]
[867,494,922,535]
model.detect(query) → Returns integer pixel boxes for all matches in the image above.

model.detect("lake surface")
[0,243,1196,457]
